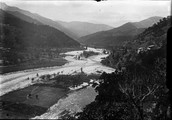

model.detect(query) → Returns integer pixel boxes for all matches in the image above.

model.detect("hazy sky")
[2,0,171,27]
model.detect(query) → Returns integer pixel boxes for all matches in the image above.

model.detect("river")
[0,47,115,119]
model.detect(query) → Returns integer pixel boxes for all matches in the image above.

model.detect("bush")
[73,43,169,120]
[81,51,99,58]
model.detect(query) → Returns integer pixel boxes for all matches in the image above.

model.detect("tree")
[74,43,169,120]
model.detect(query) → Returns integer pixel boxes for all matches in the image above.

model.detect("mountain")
[79,17,163,47]
[130,16,170,48]
[79,22,145,47]
[0,9,80,49]
[133,16,163,28]
[75,17,169,120]
[1,10,43,25]
[57,20,113,38]
[0,2,78,40]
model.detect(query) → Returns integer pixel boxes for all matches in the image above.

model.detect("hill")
[67,16,170,120]
[3,10,43,25]
[57,21,113,38]
[133,17,170,47]
[0,10,80,67]
[133,16,163,28]
[0,2,78,40]
[79,22,145,47]
[101,16,170,69]
[0,10,79,49]
[79,16,162,47]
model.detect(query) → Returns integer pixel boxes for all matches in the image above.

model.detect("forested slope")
[65,16,170,120]
[0,10,79,67]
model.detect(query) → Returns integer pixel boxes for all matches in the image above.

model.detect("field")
[0,84,67,119]
[0,73,100,119]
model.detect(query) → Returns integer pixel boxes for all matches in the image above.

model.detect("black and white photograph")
[0,0,171,119]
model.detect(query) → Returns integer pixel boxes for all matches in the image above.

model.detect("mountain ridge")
[133,16,163,28]
[0,9,80,49]
[79,16,163,47]
[57,20,113,38]
[0,2,78,40]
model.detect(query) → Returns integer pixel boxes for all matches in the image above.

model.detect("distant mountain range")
[57,20,113,39]
[0,2,164,48]
[0,2,78,40]
[133,16,163,28]
[0,2,114,40]
[0,9,80,49]
[79,16,163,47]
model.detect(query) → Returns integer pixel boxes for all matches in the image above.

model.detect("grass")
[0,84,67,119]
[0,101,47,119]
[0,72,100,119]
[0,85,67,108]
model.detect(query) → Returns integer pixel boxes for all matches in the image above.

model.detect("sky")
[2,0,171,27]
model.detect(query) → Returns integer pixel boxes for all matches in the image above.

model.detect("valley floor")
[0,57,67,74]
[0,47,115,119]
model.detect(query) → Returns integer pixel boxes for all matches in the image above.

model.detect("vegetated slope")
[57,21,113,38]
[102,16,170,69]
[0,10,80,67]
[131,17,170,48]
[79,16,162,47]
[79,22,145,47]
[0,2,78,40]
[67,16,170,120]
[0,10,80,49]
[3,10,43,25]
[133,16,163,28]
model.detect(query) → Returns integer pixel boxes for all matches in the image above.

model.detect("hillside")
[101,16,170,69]
[0,10,80,66]
[67,16,170,120]
[79,22,145,47]
[133,16,163,28]
[57,21,113,38]
[0,10,79,48]
[133,17,170,47]
[3,10,43,25]
[79,16,162,47]
[0,2,78,40]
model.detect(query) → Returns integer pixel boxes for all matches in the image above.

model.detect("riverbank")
[0,84,67,119]
[0,57,67,74]
[0,73,99,119]
[0,47,115,119]
[0,47,85,74]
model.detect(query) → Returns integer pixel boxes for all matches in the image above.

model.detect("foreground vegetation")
[81,51,99,58]
[64,17,170,120]
[0,72,100,119]
[74,44,169,120]
[39,73,100,89]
